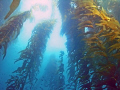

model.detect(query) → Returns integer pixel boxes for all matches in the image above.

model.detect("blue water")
[0,0,68,90]
[1,0,120,90]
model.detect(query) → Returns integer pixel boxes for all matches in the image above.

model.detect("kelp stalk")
[0,11,31,59]
[6,20,56,90]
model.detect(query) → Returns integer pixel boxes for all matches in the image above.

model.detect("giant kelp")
[4,0,21,20]
[2,0,120,89]
[0,11,31,59]
[6,20,56,90]
[73,0,120,89]
[97,0,120,22]
[58,0,86,89]
[38,51,65,90]
[57,51,65,90]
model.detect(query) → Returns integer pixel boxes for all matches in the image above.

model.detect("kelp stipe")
[73,0,120,89]
[57,51,65,90]
[58,0,86,89]
[0,11,31,59]
[6,20,56,90]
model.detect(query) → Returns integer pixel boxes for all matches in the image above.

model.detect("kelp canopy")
[1,0,120,90]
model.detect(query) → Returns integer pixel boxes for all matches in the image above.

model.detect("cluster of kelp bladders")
[71,0,120,89]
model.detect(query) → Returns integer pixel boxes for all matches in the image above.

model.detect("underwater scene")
[0,0,120,90]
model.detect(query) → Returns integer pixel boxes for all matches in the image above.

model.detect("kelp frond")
[6,19,56,90]
[0,11,31,59]
[73,0,120,89]
[4,0,21,20]
[74,0,120,60]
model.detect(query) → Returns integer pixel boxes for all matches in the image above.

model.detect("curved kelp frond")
[4,0,21,20]
[0,11,31,59]
[6,20,56,90]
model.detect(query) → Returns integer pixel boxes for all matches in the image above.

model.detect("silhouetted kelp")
[58,0,120,89]
[57,51,65,90]
[58,0,85,89]
[0,11,31,59]
[6,20,56,90]
[43,55,59,90]
[38,52,65,90]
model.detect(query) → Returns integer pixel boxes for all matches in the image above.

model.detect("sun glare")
[20,0,67,52]
[30,0,52,21]
[20,0,52,22]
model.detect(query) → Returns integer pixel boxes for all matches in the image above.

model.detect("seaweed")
[4,0,21,20]
[72,0,120,89]
[57,51,65,90]
[2,0,120,89]
[0,11,31,59]
[6,20,56,90]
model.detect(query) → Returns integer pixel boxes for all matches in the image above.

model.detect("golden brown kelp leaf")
[94,51,107,58]
[84,38,107,58]
[96,19,120,30]
[4,0,21,20]
[78,20,93,27]
[74,0,95,8]
[0,11,30,59]
[72,0,97,19]
[96,19,120,55]
[79,31,95,36]
[83,34,104,53]
[109,43,120,52]
[111,52,120,59]
[78,25,94,30]
[73,0,120,89]
[79,1,120,58]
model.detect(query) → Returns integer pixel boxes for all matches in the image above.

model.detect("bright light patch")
[47,32,67,50]
[85,27,89,33]
[70,1,77,9]
[20,0,67,51]
[108,9,112,13]
[20,0,50,11]
[17,19,36,44]
[20,0,52,22]
[46,7,67,52]
[31,0,52,21]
